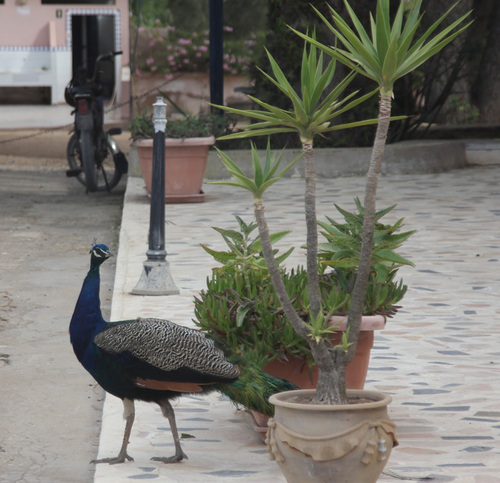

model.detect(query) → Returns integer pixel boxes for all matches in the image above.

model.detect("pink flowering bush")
[135,25,259,77]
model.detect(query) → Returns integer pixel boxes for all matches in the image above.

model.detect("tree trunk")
[315,94,393,403]
[253,93,393,405]
[303,140,321,319]
[253,199,341,404]
[344,93,392,365]
[253,199,314,344]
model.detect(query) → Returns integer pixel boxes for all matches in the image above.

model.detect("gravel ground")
[0,168,125,483]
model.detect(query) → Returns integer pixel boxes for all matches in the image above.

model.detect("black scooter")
[65,51,128,192]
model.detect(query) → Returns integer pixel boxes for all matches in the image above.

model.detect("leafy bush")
[318,199,416,284]
[129,111,236,140]
[194,208,414,368]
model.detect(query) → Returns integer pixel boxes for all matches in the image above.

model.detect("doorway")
[71,14,116,99]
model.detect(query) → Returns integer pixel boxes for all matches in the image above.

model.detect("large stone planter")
[135,136,215,203]
[267,389,397,483]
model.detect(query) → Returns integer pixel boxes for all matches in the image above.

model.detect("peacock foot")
[91,452,134,465]
[151,450,188,464]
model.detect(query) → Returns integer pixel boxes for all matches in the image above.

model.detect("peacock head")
[89,244,113,268]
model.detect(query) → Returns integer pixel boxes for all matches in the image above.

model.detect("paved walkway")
[94,166,500,482]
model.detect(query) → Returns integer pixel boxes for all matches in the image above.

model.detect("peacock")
[69,244,296,464]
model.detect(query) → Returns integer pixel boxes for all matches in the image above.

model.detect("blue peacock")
[69,244,296,464]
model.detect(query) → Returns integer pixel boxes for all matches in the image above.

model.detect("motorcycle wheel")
[66,132,122,192]
[80,130,99,192]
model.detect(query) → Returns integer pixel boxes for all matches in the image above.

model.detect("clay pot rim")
[134,136,215,147]
[329,314,386,331]
[269,389,392,411]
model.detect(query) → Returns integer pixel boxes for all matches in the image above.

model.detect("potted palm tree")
[209,1,470,481]
[195,199,415,391]
[195,201,414,440]
[129,111,234,202]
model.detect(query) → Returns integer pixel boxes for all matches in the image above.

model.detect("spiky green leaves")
[318,198,416,284]
[211,141,303,201]
[200,215,294,272]
[294,0,472,96]
[213,41,378,145]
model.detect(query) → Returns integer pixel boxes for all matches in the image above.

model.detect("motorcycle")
[65,51,128,192]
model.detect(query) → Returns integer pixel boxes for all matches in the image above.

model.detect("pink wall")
[0,0,129,64]
[0,1,63,47]
[0,0,130,107]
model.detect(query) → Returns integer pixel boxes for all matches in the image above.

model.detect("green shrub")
[194,208,414,368]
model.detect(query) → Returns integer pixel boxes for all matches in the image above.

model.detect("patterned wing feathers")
[93,318,239,381]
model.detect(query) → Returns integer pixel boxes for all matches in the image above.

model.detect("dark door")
[71,15,116,99]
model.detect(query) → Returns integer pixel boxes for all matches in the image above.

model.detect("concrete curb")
[125,139,472,180]
[204,140,468,179]
[2,130,497,176]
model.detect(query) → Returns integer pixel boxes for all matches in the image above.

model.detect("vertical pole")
[132,97,179,296]
[209,0,224,111]
[147,97,167,262]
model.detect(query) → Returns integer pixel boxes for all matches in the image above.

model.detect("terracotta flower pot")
[135,136,215,203]
[250,315,386,441]
[264,315,386,390]
[267,389,397,483]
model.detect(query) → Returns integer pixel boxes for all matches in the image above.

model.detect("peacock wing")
[93,318,239,388]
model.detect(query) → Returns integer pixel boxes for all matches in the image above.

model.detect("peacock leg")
[92,398,135,464]
[151,398,188,463]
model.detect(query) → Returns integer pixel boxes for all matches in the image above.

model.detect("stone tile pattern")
[95,167,500,482]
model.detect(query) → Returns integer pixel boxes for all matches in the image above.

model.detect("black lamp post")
[132,97,179,296]
[147,97,167,262]
[209,0,224,111]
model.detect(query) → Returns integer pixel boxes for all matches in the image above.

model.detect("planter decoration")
[266,389,397,483]
[135,136,215,203]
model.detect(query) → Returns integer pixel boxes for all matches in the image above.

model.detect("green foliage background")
[130,0,484,148]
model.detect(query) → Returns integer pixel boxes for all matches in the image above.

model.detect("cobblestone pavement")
[94,166,500,482]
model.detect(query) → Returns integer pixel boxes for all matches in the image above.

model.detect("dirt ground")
[0,167,125,482]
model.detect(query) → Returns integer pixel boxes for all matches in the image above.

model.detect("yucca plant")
[292,0,472,403]
[214,38,379,329]
[211,0,470,405]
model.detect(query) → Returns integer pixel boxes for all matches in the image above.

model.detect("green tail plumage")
[216,359,299,416]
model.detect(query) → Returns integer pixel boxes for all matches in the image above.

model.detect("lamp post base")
[131,259,180,296]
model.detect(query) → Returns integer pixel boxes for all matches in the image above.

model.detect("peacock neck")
[70,265,107,361]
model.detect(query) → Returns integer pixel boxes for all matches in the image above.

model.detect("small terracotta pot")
[135,136,215,203]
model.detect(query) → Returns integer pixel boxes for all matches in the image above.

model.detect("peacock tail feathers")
[217,360,298,416]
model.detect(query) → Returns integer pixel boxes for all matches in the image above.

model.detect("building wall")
[0,0,130,108]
